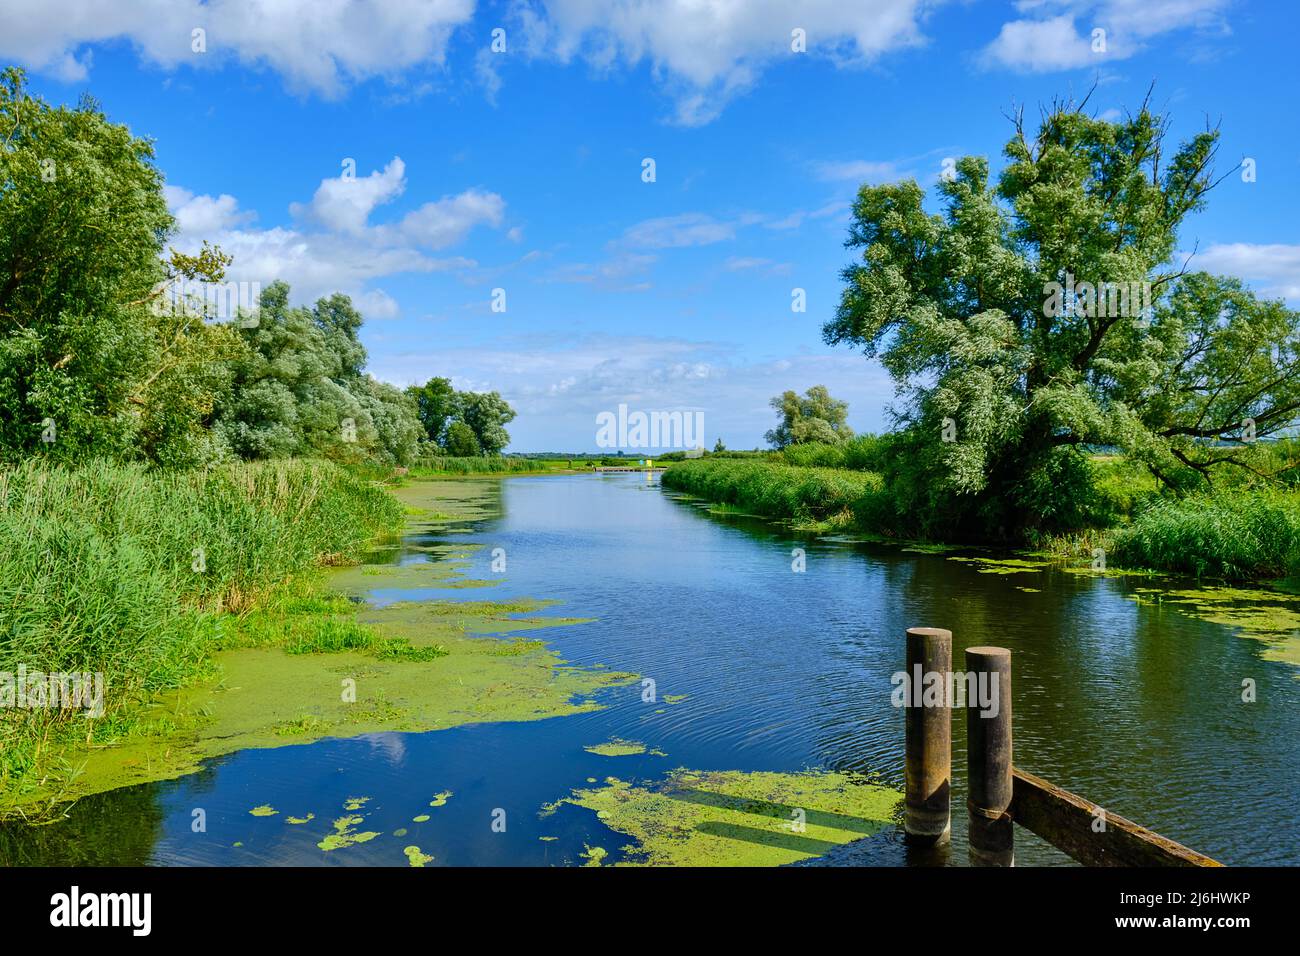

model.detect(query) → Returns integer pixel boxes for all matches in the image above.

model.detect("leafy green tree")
[458,390,516,455]
[354,375,424,466]
[0,67,233,465]
[765,385,854,448]
[826,101,1300,537]
[444,420,481,456]
[714,437,726,452]
[407,376,460,446]
[211,282,422,465]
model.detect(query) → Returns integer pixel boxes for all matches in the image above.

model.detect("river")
[3,472,1296,866]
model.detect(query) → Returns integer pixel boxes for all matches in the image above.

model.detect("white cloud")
[165,160,505,313]
[981,14,1096,71]
[511,0,936,125]
[1192,242,1300,302]
[163,185,254,233]
[289,157,505,249]
[0,0,475,96]
[292,158,407,235]
[980,0,1232,73]
[723,256,792,276]
[381,189,506,249]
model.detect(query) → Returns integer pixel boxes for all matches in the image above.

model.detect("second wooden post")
[966,646,1014,866]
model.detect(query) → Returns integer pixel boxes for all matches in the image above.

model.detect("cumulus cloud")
[1191,242,1300,302]
[291,158,407,235]
[164,159,504,315]
[509,0,936,125]
[980,0,1232,73]
[0,0,474,95]
[8,0,939,120]
[163,185,255,233]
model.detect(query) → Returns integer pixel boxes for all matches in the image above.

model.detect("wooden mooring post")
[902,628,1222,867]
[966,646,1014,866]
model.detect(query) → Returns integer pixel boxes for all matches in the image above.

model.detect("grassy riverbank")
[662,455,1300,582]
[0,459,402,810]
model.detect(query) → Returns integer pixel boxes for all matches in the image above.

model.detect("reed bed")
[1113,490,1300,580]
[0,459,401,798]
[661,459,884,524]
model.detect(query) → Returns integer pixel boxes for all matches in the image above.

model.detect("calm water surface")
[4,473,1297,866]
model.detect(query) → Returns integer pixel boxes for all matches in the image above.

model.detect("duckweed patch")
[404,845,434,867]
[549,768,901,866]
[1130,584,1300,668]
[947,556,1052,575]
[318,814,380,852]
[584,739,654,757]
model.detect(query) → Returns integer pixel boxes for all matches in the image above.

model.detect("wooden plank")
[1010,768,1222,867]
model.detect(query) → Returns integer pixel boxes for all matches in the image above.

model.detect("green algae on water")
[580,845,608,866]
[8,476,637,817]
[549,768,901,867]
[286,813,315,825]
[947,556,1052,575]
[404,845,434,867]
[249,805,277,817]
[429,790,453,807]
[1129,584,1300,668]
[584,738,656,757]
[318,814,381,852]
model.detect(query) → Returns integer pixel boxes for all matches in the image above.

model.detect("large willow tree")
[827,100,1300,538]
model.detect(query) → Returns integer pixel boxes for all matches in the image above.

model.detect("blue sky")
[4,0,1297,451]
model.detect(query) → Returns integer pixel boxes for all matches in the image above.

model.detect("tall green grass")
[0,459,401,798]
[778,436,886,471]
[662,459,884,525]
[412,456,548,475]
[1112,490,1300,580]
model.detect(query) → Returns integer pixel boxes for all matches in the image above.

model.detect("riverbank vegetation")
[0,459,402,810]
[665,99,1300,583]
[663,438,1300,581]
